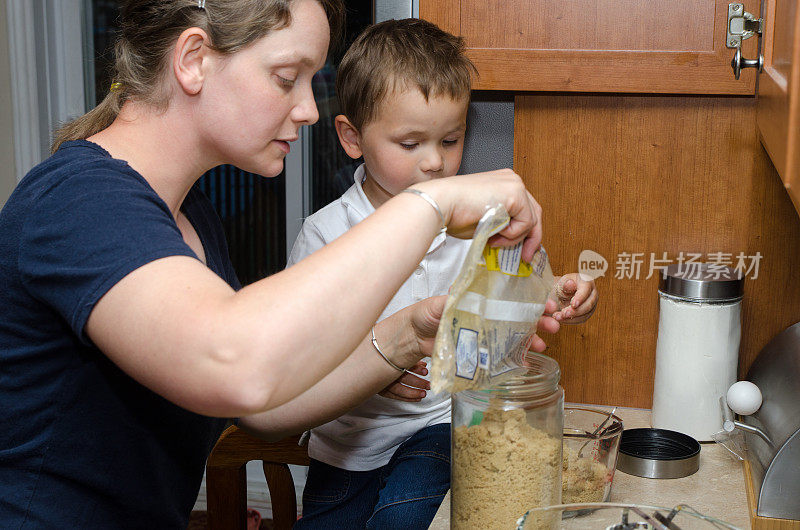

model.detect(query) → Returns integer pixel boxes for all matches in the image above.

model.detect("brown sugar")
[452,407,561,529]
[561,445,608,504]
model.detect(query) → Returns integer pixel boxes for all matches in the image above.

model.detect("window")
[87,0,371,285]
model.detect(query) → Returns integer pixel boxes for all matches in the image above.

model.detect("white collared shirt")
[287,164,470,470]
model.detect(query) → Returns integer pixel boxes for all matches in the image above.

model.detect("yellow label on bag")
[483,244,533,277]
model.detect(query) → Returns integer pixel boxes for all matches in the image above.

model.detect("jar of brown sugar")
[450,352,564,530]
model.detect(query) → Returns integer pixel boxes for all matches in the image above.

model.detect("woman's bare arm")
[86,171,542,418]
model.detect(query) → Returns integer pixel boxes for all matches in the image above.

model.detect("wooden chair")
[206,426,309,530]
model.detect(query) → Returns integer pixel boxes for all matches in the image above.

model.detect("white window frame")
[6,0,87,182]
[283,130,310,258]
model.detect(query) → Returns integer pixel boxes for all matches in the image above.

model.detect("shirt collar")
[342,163,447,254]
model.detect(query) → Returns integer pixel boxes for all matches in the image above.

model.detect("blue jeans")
[294,423,450,530]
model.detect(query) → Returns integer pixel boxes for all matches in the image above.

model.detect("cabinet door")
[420,0,759,94]
[757,0,800,211]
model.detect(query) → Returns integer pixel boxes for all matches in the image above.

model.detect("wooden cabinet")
[757,0,800,211]
[513,94,800,408]
[420,0,760,94]
[420,0,800,408]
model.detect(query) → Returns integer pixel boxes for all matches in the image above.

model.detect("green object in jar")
[468,409,484,427]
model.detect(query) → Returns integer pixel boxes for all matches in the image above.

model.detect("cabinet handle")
[730,48,763,80]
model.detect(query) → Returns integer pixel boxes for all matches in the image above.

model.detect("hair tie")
[197,0,206,8]
[109,82,123,93]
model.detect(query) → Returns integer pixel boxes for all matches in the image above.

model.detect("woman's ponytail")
[50,90,122,154]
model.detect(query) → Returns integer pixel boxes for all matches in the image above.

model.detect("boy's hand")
[379,361,430,402]
[550,273,598,324]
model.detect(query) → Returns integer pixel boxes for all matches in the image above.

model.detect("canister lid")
[659,263,743,302]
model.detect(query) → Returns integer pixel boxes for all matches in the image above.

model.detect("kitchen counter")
[429,406,751,529]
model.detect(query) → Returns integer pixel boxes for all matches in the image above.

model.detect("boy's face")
[357,88,469,207]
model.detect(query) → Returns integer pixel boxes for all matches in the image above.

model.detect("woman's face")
[198,0,330,177]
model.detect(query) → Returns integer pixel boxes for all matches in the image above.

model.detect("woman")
[0,0,553,527]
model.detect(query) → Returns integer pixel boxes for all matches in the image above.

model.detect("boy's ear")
[334,115,363,160]
[173,27,210,95]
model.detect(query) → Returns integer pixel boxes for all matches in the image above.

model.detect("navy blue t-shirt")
[0,140,241,528]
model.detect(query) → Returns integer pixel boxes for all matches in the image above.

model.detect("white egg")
[726,381,762,416]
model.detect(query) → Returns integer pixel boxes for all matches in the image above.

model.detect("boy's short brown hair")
[336,18,476,131]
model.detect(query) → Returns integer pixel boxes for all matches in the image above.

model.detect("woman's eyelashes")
[273,67,298,89]
[276,75,296,88]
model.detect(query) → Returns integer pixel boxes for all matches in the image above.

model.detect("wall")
[0,0,16,206]
[515,94,800,408]
[461,92,514,174]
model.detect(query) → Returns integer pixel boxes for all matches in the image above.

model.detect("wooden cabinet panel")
[515,94,800,408]
[420,0,759,94]
[757,0,800,212]
[461,1,714,51]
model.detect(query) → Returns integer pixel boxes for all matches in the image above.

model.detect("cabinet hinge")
[726,3,762,49]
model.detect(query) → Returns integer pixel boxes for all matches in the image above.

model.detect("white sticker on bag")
[498,244,522,275]
[455,292,545,323]
[478,346,489,370]
[455,328,479,379]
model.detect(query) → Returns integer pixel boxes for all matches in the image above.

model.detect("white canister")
[651,263,744,441]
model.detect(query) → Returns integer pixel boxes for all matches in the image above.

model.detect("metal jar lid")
[658,263,743,302]
[617,428,700,479]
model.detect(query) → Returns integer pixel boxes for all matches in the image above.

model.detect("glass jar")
[652,263,743,441]
[450,352,564,530]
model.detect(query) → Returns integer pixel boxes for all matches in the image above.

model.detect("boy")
[289,19,597,529]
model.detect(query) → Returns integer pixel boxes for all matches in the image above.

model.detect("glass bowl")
[562,406,623,505]
[516,503,740,529]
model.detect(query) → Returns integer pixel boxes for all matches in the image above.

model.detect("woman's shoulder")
[18,140,155,204]
[3,140,172,238]
[45,139,140,177]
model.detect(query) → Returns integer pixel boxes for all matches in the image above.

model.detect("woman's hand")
[550,273,598,324]
[238,298,446,437]
[378,296,564,403]
[524,298,561,352]
[412,169,543,262]
[371,296,445,403]
[376,295,447,370]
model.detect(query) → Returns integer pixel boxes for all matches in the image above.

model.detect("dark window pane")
[91,0,120,106]
[309,0,372,213]
[198,168,286,285]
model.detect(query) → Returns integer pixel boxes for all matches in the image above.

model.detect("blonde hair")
[336,18,477,132]
[52,0,344,153]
